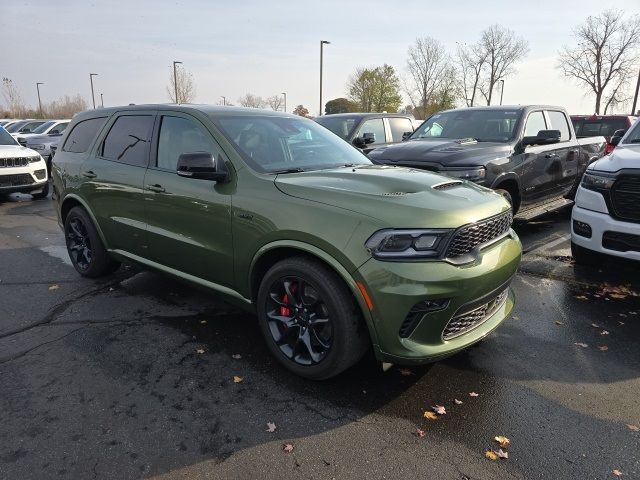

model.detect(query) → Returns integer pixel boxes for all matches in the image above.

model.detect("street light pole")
[89,74,98,109]
[100,93,104,108]
[36,82,44,118]
[221,96,226,106]
[499,79,505,106]
[319,40,330,116]
[282,92,287,112]
[632,68,640,116]
[173,61,182,104]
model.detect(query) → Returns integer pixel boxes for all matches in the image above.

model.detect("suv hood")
[0,145,40,159]
[369,138,512,167]
[589,144,640,173]
[274,165,509,228]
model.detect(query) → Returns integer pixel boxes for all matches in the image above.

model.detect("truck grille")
[0,174,34,187]
[0,157,30,168]
[445,211,513,258]
[611,175,640,223]
[442,287,509,341]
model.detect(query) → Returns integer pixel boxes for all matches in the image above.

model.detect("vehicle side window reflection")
[101,115,154,166]
[157,116,220,171]
[356,119,385,144]
[524,111,546,137]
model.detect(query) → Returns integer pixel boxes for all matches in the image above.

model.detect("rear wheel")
[257,257,369,380]
[64,206,120,277]
[571,241,601,266]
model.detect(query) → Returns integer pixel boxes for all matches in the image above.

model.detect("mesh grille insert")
[442,288,509,341]
[445,211,513,258]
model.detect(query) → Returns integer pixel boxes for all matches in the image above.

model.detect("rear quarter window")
[62,117,107,153]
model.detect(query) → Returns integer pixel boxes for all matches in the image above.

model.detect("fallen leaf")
[574,342,589,348]
[432,405,446,415]
[575,295,589,301]
[555,320,564,326]
[266,422,276,433]
[618,321,625,326]
[598,345,609,351]
[469,392,479,397]
[591,323,601,328]
[283,443,294,453]
[619,314,627,318]
[485,450,498,461]
[512,315,520,320]
[494,436,510,448]
[196,348,205,354]
[423,411,438,421]
[496,448,509,459]
[399,368,413,376]
[627,424,640,432]
[629,311,637,315]
[416,428,425,438]
[454,399,463,405]
[231,354,242,359]
[613,469,623,477]
[233,375,243,383]
[610,294,627,300]
[200,320,207,324]
[48,284,59,291]
[601,330,610,335]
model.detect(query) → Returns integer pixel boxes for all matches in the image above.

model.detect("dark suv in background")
[315,113,416,154]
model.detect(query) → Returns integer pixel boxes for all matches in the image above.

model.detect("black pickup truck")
[368,106,606,220]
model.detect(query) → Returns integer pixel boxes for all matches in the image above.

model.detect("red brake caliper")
[280,295,291,317]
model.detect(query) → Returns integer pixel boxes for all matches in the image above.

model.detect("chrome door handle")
[81,170,97,178]
[145,184,165,193]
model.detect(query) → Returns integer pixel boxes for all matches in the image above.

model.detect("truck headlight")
[365,229,452,260]
[28,155,43,163]
[581,171,615,191]
[30,144,46,151]
[440,167,486,182]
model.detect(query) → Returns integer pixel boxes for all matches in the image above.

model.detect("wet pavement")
[1,194,638,480]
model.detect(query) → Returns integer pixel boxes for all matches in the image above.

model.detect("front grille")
[602,231,640,253]
[442,287,509,341]
[445,211,513,258]
[0,157,30,168]
[0,174,34,187]
[611,175,640,223]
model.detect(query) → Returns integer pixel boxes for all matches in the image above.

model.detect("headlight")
[365,229,452,260]
[30,144,46,151]
[440,167,486,182]
[28,155,43,163]
[581,171,615,191]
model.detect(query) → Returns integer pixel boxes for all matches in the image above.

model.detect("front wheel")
[257,257,369,380]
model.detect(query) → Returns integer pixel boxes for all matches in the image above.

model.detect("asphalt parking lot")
[1,193,638,480]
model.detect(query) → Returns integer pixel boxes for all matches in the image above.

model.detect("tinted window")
[101,115,154,166]
[524,111,546,137]
[0,127,18,146]
[17,121,45,133]
[157,116,220,170]
[413,109,520,142]
[356,118,385,144]
[51,122,69,134]
[622,119,640,144]
[388,117,414,142]
[62,117,107,153]
[314,116,358,140]
[546,111,570,141]
[32,121,56,134]
[573,118,629,138]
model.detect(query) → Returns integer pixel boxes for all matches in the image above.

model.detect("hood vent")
[432,181,463,191]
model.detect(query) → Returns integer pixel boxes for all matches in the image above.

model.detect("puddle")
[39,245,72,266]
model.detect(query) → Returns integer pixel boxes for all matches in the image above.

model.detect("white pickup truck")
[0,126,49,199]
[571,119,640,263]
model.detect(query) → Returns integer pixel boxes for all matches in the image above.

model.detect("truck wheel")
[257,257,369,380]
[495,189,513,209]
[64,206,120,277]
[571,242,601,266]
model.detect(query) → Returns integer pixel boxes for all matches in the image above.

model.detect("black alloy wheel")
[66,216,93,271]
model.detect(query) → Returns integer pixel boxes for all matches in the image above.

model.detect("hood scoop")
[381,191,411,196]
[432,180,463,191]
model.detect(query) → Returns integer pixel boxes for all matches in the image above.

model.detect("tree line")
[1,77,88,118]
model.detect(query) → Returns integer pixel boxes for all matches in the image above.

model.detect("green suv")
[52,105,521,379]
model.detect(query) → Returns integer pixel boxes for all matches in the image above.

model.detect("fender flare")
[60,194,110,248]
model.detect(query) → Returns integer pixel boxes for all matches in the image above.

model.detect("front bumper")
[0,158,48,193]
[355,231,522,364]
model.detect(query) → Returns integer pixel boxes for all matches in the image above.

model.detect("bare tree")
[558,10,640,114]
[2,77,26,117]
[456,42,488,107]
[477,25,529,105]
[166,67,196,104]
[405,37,457,116]
[45,94,88,118]
[603,77,634,114]
[266,94,284,111]
[238,93,265,109]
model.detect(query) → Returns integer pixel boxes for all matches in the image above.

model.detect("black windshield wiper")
[271,168,305,174]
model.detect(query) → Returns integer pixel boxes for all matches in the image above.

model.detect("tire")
[257,256,369,380]
[31,181,49,200]
[571,241,601,266]
[64,206,120,277]
[495,188,513,209]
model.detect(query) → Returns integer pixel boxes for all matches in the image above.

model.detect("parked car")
[52,105,521,379]
[571,118,640,264]
[0,126,48,199]
[368,106,607,221]
[571,114,637,155]
[315,113,416,154]
[6,119,47,135]
[0,119,18,126]
[15,119,70,146]
[25,132,63,175]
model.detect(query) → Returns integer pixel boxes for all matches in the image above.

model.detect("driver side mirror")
[522,129,561,147]
[362,132,376,144]
[610,129,626,147]
[177,152,228,182]
[49,129,59,135]
[19,128,31,133]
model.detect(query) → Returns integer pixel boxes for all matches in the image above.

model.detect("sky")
[1,0,639,117]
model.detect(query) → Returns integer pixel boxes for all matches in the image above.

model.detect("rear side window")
[546,111,571,141]
[62,117,107,153]
[388,117,414,142]
[101,115,154,167]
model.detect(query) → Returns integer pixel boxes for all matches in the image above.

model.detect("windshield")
[621,119,640,144]
[31,121,56,134]
[411,109,521,142]
[0,127,18,146]
[5,121,29,133]
[212,115,371,173]
[314,116,359,141]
